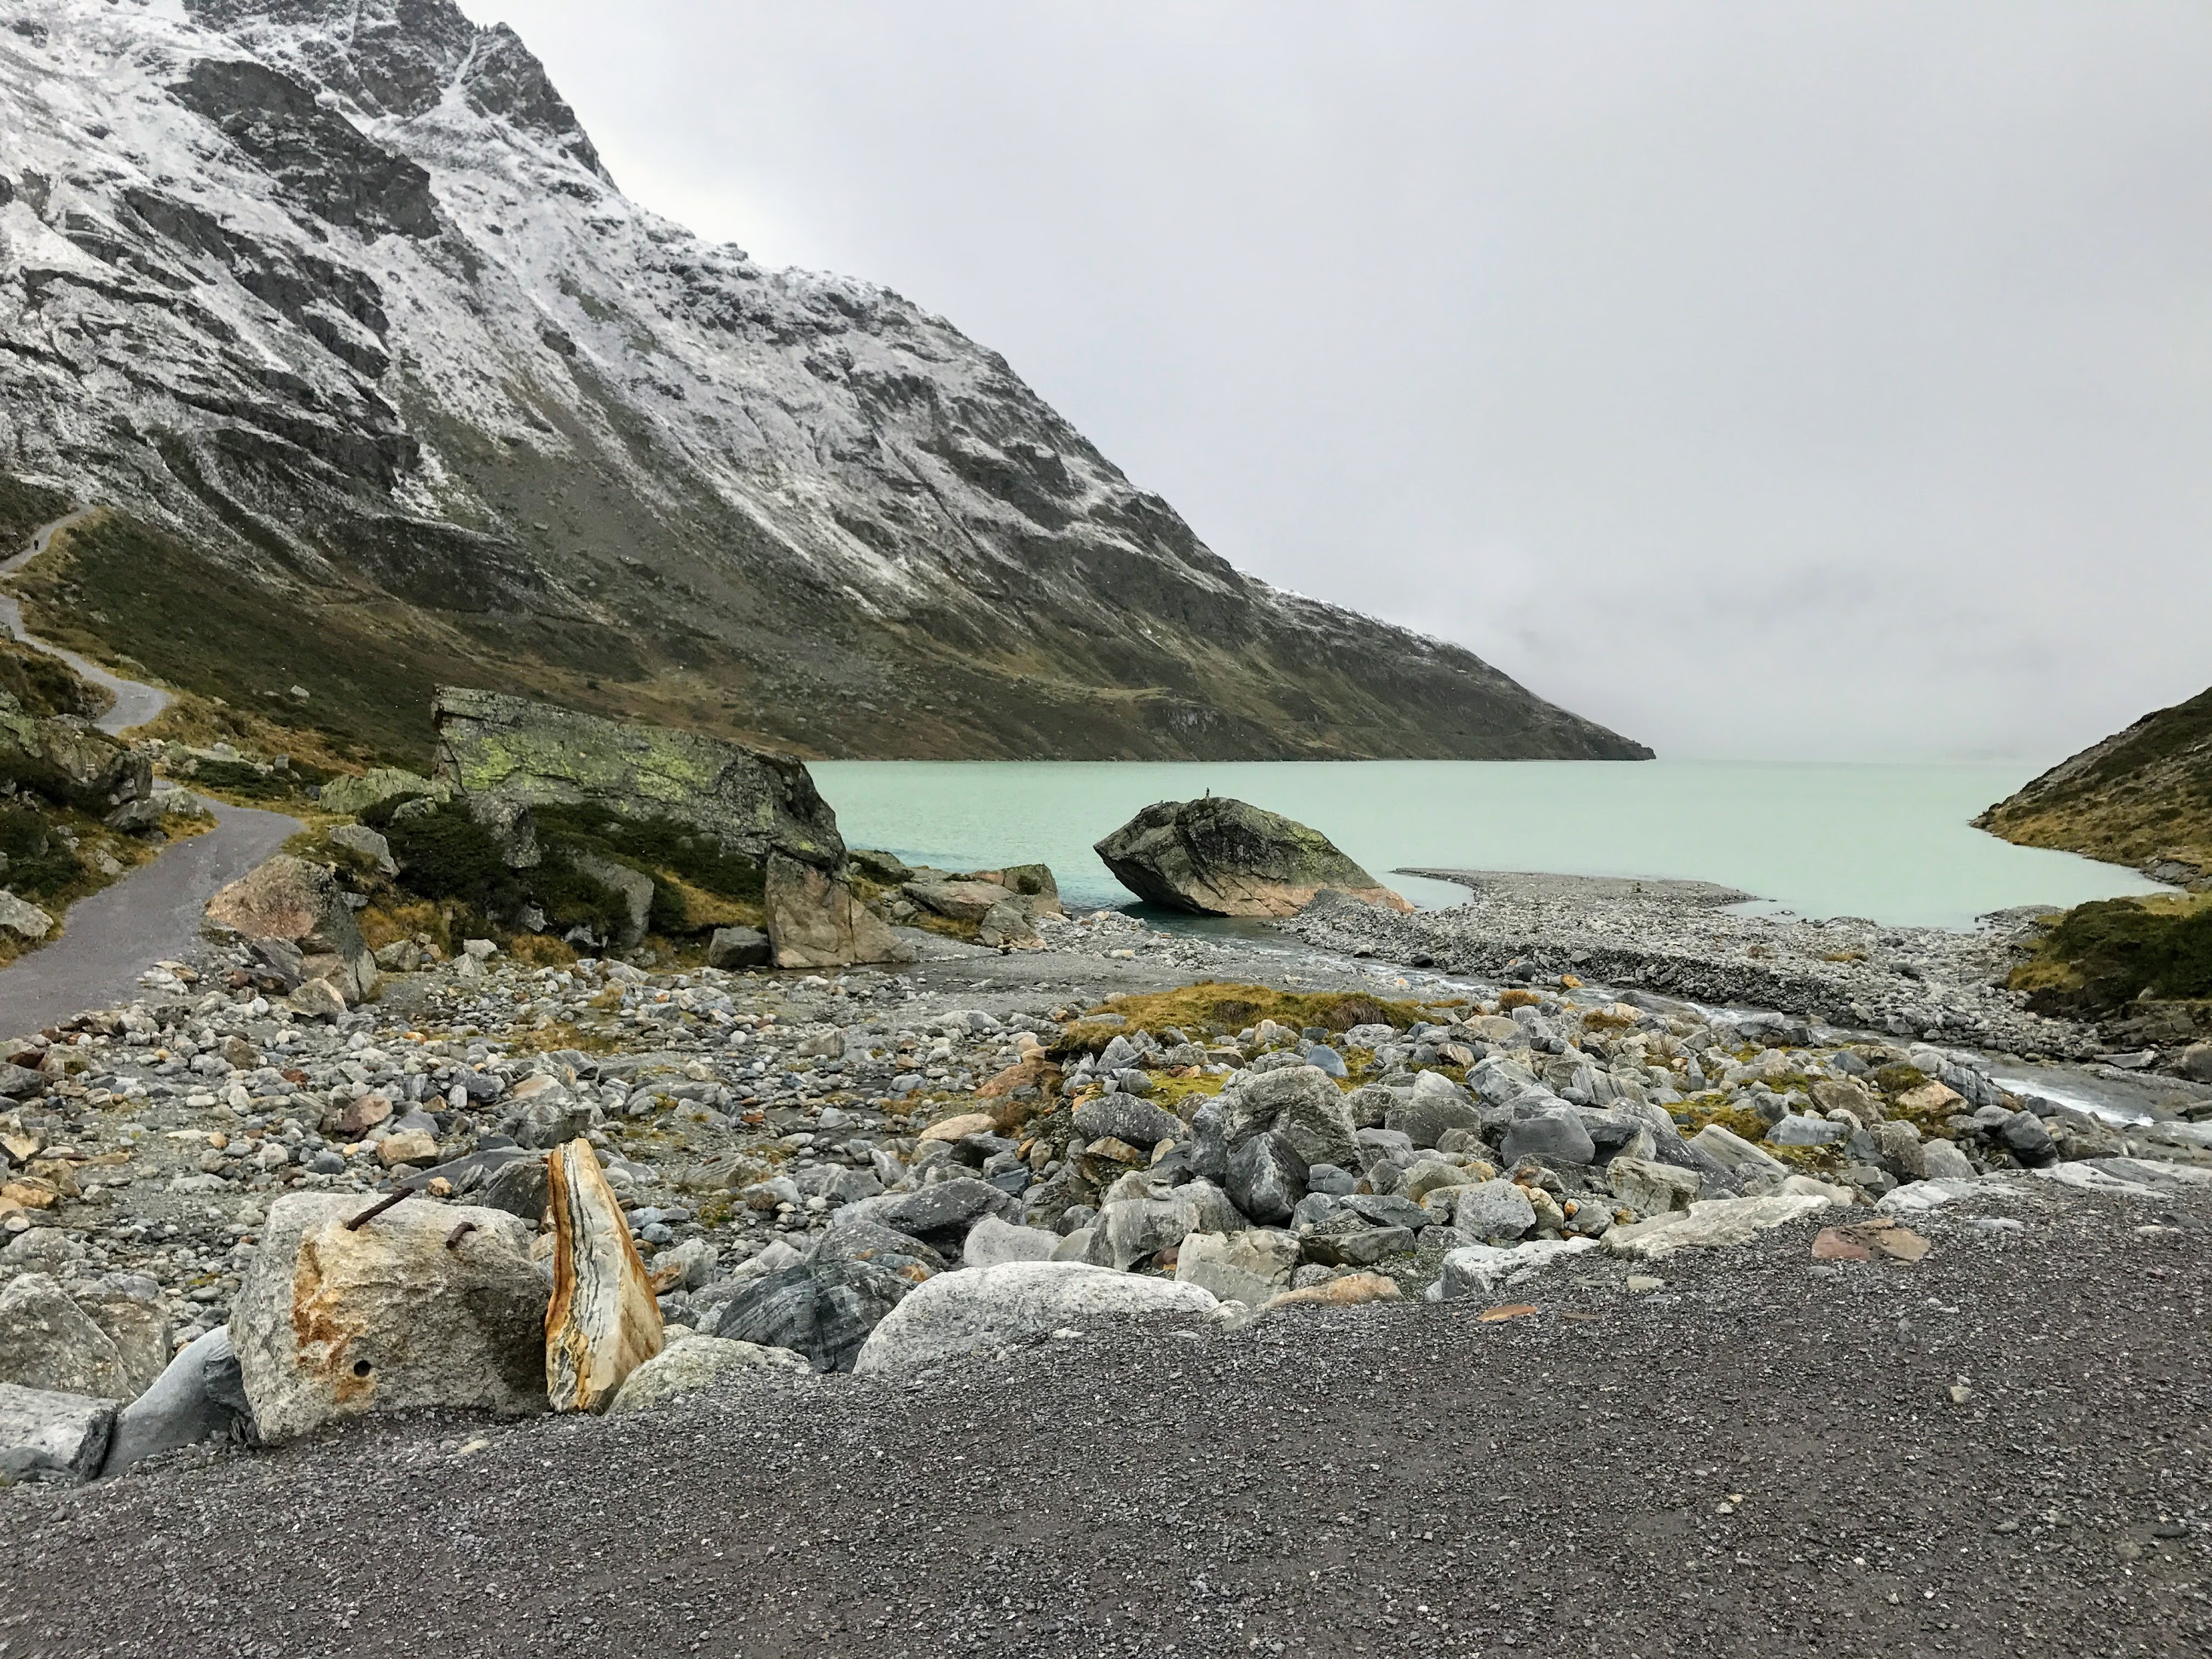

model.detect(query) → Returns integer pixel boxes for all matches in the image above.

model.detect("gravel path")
[3,1185,2204,1659]
[0,799,297,1036]
[0,506,298,1032]
[0,510,171,736]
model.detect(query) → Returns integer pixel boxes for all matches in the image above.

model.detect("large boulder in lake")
[1094,797,1411,916]
[430,688,909,967]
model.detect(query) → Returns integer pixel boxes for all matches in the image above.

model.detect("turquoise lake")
[810,760,2167,931]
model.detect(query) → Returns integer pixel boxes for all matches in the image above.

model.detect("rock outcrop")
[230,1192,549,1442]
[432,687,843,870]
[544,1140,663,1411]
[0,700,150,813]
[429,689,908,968]
[1095,797,1413,916]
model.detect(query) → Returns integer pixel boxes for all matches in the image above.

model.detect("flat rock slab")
[1604,1194,1835,1261]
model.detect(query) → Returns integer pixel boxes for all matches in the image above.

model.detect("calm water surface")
[811,760,2165,931]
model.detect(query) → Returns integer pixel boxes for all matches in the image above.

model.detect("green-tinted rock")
[0,702,148,811]
[1094,797,1410,918]
[318,766,452,819]
[431,688,844,872]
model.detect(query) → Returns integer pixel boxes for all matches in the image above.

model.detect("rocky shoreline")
[4,875,2207,1448]
[1294,868,2112,1060]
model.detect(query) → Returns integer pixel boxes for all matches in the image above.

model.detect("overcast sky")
[472,1,2212,765]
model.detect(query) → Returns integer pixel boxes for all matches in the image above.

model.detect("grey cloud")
[472,0,2212,762]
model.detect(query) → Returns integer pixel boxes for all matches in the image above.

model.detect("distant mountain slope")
[1977,685,2212,887]
[0,0,1649,765]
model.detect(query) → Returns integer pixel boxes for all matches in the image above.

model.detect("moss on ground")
[2006,892,2212,1016]
[1069,982,1428,1048]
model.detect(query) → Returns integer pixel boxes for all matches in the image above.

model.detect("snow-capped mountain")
[0,0,1649,762]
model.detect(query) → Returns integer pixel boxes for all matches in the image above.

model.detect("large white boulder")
[1434,1237,1597,1299]
[231,1192,549,1442]
[1603,1194,1832,1261]
[854,1261,1217,1374]
[608,1335,811,1413]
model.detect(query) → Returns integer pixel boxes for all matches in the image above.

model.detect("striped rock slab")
[546,1140,663,1412]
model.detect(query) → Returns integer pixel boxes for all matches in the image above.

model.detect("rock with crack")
[205,854,378,1004]
[230,1192,547,1442]
[765,854,912,969]
[545,1140,664,1412]
[0,1381,116,1485]
[710,1257,912,1372]
[853,1261,1218,1374]
[1175,1229,1298,1308]
[432,686,844,869]
[0,1273,142,1401]
[100,1326,255,1476]
[1094,796,1412,917]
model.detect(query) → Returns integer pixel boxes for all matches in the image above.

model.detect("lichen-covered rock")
[1094,797,1411,917]
[231,1192,548,1442]
[317,766,452,818]
[765,854,912,969]
[205,854,378,1004]
[0,706,149,810]
[431,687,844,871]
[546,1139,663,1411]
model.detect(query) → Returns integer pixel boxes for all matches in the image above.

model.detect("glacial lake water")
[811,760,2168,931]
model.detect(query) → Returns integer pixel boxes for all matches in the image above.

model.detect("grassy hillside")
[1976,686,2212,885]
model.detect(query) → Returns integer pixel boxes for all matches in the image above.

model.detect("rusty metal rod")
[344,1187,414,1230]
[444,1220,477,1251]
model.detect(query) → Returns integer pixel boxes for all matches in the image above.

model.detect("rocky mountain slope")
[1977,685,2212,887]
[0,0,1649,765]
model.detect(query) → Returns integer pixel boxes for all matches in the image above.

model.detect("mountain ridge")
[0,0,1650,765]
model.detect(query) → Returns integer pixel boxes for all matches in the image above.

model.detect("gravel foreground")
[4,1187,2207,1659]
